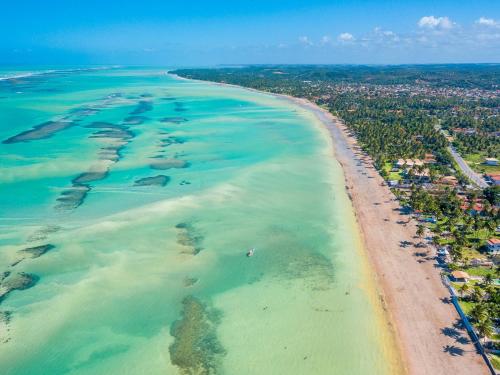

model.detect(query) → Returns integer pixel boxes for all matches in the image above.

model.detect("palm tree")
[469,303,488,323]
[476,318,493,345]
[416,224,425,238]
[471,286,485,303]
[483,273,493,286]
[459,283,470,298]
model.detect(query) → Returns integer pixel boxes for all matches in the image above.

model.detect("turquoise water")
[0,68,399,374]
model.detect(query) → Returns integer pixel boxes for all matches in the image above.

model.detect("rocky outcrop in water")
[160,117,188,124]
[2,121,77,144]
[0,273,39,304]
[130,100,153,115]
[134,175,170,187]
[175,223,203,255]
[150,158,190,170]
[123,115,149,125]
[169,296,225,375]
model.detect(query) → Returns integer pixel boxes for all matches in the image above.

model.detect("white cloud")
[373,27,400,42]
[320,35,332,45]
[298,36,313,46]
[338,32,355,42]
[476,17,499,27]
[418,16,454,30]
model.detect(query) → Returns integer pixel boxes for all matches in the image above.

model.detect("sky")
[1,0,500,66]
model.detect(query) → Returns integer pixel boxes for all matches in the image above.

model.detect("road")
[448,145,489,188]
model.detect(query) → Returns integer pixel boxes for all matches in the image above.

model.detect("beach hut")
[484,157,499,166]
[451,271,470,282]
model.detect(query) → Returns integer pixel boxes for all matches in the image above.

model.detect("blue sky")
[2,0,500,65]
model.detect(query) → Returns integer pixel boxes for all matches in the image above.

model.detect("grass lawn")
[462,247,486,260]
[457,299,476,315]
[382,162,403,181]
[464,153,500,174]
[490,354,500,370]
[463,266,495,277]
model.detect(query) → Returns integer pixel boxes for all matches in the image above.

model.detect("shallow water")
[0,68,399,374]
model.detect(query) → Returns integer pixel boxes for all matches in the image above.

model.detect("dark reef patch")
[69,106,100,119]
[55,184,91,211]
[130,100,153,115]
[55,120,134,211]
[134,175,170,187]
[72,170,109,184]
[19,244,55,258]
[150,158,190,170]
[27,225,61,242]
[160,117,188,124]
[161,136,186,147]
[175,222,203,255]
[169,296,225,375]
[0,272,39,304]
[183,277,199,288]
[174,102,187,112]
[123,115,149,125]
[3,121,76,144]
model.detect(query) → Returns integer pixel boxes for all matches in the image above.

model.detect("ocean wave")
[0,66,119,82]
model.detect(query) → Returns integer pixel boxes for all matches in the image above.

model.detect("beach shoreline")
[169,72,489,375]
[275,95,490,375]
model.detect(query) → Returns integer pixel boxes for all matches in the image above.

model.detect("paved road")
[448,145,489,188]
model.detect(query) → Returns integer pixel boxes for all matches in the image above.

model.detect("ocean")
[0,67,399,374]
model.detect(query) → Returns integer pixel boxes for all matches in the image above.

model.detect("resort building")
[486,173,500,186]
[451,270,470,282]
[484,157,499,166]
[440,176,458,186]
[424,153,437,164]
[487,238,500,254]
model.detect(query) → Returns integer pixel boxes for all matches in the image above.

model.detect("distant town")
[174,64,500,371]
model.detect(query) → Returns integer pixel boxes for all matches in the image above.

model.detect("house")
[451,271,470,282]
[424,153,437,164]
[412,168,431,182]
[484,157,499,166]
[486,238,500,254]
[470,258,493,267]
[413,159,424,167]
[395,159,405,168]
[486,173,500,186]
[405,159,414,167]
[440,176,458,186]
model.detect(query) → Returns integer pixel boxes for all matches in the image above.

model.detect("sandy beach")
[286,96,490,375]
[170,73,490,374]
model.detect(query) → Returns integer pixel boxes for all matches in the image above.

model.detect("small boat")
[246,248,255,257]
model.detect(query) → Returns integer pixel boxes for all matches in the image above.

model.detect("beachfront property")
[439,175,459,186]
[450,270,471,282]
[486,173,500,186]
[484,157,499,166]
[487,238,500,254]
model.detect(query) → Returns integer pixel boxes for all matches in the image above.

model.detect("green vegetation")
[173,64,500,353]
[169,296,225,375]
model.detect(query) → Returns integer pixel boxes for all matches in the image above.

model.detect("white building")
[487,238,500,254]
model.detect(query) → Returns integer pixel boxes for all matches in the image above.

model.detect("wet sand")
[283,96,490,375]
